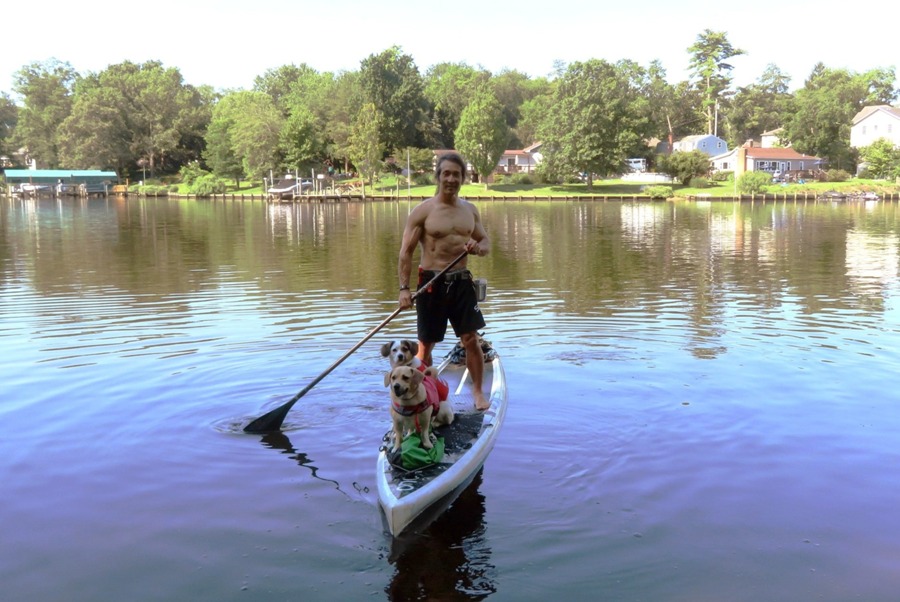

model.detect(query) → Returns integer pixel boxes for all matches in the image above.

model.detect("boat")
[376,341,506,536]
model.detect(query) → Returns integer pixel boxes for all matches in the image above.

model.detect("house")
[710,146,824,180]
[760,128,785,148]
[673,134,728,156]
[850,105,900,148]
[495,149,539,175]
[433,144,545,181]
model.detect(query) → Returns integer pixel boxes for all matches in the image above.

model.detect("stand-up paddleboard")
[376,343,506,536]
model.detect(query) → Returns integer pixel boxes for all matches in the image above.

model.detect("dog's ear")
[411,368,425,385]
[384,370,392,387]
[423,366,437,378]
[380,341,392,358]
[405,340,419,355]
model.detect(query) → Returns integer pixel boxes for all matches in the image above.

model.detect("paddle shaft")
[243,251,468,433]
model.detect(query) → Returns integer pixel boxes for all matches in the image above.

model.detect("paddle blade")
[243,402,293,433]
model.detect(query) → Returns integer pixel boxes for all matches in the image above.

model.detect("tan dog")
[385,365,434,452]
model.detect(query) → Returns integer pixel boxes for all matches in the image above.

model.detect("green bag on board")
[400,433,444,469]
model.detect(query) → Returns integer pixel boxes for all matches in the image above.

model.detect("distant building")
[710,147,823,179]
[850,105,900,148]
[760,128,786,148]
[3,169,118,196]
[495,142,543,176]
[673,134,728,157]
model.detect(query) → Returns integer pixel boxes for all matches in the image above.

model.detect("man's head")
[434,152,466,182]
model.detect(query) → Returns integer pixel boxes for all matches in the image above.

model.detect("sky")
[2,0,897,99]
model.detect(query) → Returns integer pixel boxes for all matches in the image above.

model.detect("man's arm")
[466,204,490,256]
[398,206,426,308]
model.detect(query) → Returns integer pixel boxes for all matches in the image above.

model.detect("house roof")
[711,147,821,162]
[4,169,117,178]
[678,134,723,143]
[761,127,783,136]
[523,141,543,153]
[744,147,820,160]
[852,105,900,125]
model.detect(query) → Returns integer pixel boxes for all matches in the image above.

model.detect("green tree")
[455,90,510,189]
[537,59,652,187]
[202,113,243,185]
[348,103,386,192]
[57,61,207,177]
[254,64,321,112]
[783,63,896,170]
[688,30,746,136]
[324,71,362,173]
[57,83,131,171]
[279,105,327,173]
[0,93,18,160]
[859,138,900,179]
[225,91,284,180]
[658,150,711,184]
[517,89,554,147]
[725,64,793,148]
[424,62,491,148]
[359,46,429,153]
[12,59,77,168]
[490,69,550,148]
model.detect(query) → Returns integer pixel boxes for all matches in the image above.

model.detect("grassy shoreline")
[143,174,900,200]
[213,176,900,199]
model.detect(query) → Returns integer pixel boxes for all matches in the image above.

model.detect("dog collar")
[392,399,429,417]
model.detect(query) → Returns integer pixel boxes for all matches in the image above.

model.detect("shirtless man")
[398,151,491,411]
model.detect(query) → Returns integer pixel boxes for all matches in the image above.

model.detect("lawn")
[167,175,900,199]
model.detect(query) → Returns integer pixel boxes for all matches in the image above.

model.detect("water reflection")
[259,431,350,495]
[386,470,495,601]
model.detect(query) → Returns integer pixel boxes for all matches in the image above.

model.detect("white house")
[710,146,824,179]
[673,134,728,156]
[494,142,543,176]
[850,105,900,148]
[760,128,785,148]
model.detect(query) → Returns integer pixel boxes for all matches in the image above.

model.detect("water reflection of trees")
[480,200,900,358]
[6,198,900,345]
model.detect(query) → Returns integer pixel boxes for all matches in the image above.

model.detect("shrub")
[533,163,560,185]
[179,161,207,187]
[823,169,851,182]
[645,185,674,199]
[190,173,227,196]
[689,176,710,189]
[500,173,534,185]
[711,170,733,182]
[737,171,772,194]
[412,172,433,186]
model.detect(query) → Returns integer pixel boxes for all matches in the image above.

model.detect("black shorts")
[415,269,486,343]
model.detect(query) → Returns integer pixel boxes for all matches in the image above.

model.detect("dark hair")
[434,151,466,181]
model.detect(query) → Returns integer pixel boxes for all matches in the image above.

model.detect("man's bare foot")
[474,390,490,411]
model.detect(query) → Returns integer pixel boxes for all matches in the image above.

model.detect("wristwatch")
[399,285,410,291]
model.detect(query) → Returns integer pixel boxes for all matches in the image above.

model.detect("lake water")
[3,196,900,601]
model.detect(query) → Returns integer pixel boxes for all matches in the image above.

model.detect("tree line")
[1,30,897,188]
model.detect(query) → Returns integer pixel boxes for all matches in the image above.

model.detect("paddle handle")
[243,251,468,433]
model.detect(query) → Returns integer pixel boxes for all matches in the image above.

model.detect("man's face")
[438,162,462,195]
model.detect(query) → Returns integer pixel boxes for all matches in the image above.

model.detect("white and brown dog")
[380,339,424,370]
[383,364,455,452]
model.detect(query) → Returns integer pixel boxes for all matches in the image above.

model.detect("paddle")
[243,251,468,433]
